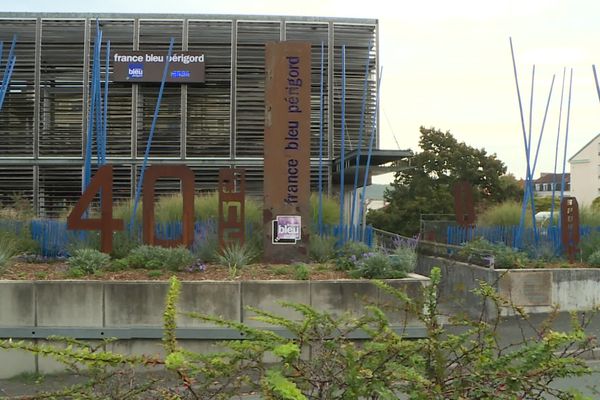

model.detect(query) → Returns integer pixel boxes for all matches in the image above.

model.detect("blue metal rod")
[318,41,324,236]
[95,36,103,167]
[560,68,573,208]
[0,35,16,91]
[0,54,16,111]
[523,65,538,241]
[83,29,102,191]
[131,38,175,229]
[550,68,566,230]
[509,38,535,247]
[526,74,555,243]
[101,40,110,165]
[349,40,372,241]
[359,67,383,241]
[339,45,347,244]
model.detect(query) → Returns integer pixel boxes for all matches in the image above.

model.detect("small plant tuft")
[217,242,257,279]
[292,263,310,280]
[67,248,111,276]
[308,234,337,263]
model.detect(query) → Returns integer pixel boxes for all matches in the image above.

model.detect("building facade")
[533,173,570,198]
[0,13,390,217]
[569,133,600,207]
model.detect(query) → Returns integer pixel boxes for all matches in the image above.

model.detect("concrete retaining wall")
[0,275,429,378]
[417,255,600,317]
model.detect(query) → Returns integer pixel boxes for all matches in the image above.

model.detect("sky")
[3,0,600,184]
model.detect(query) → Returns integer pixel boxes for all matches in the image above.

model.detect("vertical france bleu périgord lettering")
[285,56,302,205]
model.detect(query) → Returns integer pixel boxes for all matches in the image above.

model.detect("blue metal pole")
[0,54,16,111]
[339,45,347,245]
[318,42,325,236]
[509,38,535,248]
[527,74,555,243]
[560,68,573,209]
[83,29,102,191]
[359,67,383,240]
[131,38,175,229]
[550,68,566,231]
[95,37,103,167]
[349,40,372,241]
[0,35,16,90]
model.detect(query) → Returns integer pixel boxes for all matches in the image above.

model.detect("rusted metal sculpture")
[560,196,580,264]
[142,165,195,248]
[452,181,476,227]
[67,165,124,254]
[218,168,246,251]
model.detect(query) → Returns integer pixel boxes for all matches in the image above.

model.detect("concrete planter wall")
[0,275,429,378]
[417,255,600,317]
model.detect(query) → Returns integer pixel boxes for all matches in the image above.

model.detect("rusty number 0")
[67,165,195,253]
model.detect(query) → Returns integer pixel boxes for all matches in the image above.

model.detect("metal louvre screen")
[0,166,33,206]
[0,19,36,157]
[235,21,280,157]
[38,165,82,217]
[333,24,377,158]
[0,14,378,216]
[92,20,134,157]
[186,20,231,158]
[39,19,85,157]
[137,20,183,158]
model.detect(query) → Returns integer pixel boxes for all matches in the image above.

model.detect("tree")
[367,127,521,236]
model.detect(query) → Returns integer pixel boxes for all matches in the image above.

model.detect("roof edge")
[568,133,600,162]
[0,12,378,24]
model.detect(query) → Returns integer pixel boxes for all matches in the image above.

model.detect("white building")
[568,133,600,207]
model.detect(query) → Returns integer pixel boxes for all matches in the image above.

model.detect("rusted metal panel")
[263,41,311,263]
[218,168,245,250]
[142,165,195,247]
[452,181,475,227]
[66,165,124,254]
[560,196,580,264]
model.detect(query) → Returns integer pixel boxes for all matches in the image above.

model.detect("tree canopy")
[367,127,522,236]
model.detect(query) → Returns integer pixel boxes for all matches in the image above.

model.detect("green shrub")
[580,231,600,262]
[580,206,600,227]
[350,252,408,279]
[124,245,195,271]
[147,270,164,279]
[292,263,310,280]
[477,201,532,227]
[334,240,371,271]
[68,248,111,275]
[1,269,597,399]
[587,250,600,267]
[308,234,336,263]
[458,237,529,269]
[390,245,417,274]
[110,231,141,260]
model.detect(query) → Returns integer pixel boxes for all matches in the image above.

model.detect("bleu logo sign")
[171,70,191,79]
[128,63,143,79]
[272,215,301,244]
